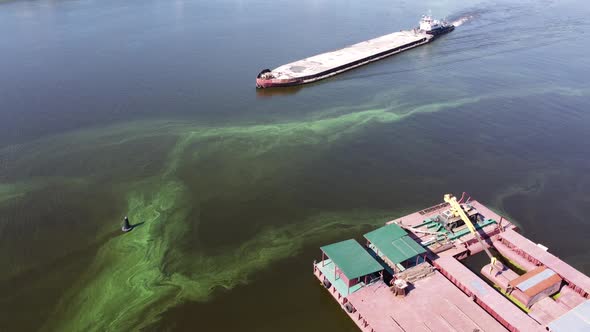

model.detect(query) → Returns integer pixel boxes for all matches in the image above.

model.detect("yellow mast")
[444,194,501,272]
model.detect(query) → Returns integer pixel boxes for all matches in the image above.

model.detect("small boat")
[419,15,455,36]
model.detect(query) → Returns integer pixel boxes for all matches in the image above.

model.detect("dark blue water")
[0,0,589,330]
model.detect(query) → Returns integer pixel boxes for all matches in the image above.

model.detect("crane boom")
[444,194,500,271]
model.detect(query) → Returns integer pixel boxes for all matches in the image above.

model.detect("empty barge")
[256,16,454,88]
[314,194,590,332]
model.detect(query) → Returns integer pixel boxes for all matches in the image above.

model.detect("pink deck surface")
[434,256,545,331]
[493,240,538,271]
[557,286,587,309]
[388,200,516,258]
[347,271,507,332]
[500,229,590,296]
[480,264,519,290]
[529,297,570,325]
[389,200,511,228]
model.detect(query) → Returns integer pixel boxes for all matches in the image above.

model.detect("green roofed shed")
[364,224,426,265]
[320,239,383,280]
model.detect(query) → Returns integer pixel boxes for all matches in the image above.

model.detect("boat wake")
[452,15,473,27]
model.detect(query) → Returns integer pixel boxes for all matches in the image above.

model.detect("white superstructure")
[419,15,443,32]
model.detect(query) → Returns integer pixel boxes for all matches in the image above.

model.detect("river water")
[0,0,589,330]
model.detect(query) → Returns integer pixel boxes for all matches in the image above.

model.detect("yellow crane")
[444,194,502,272]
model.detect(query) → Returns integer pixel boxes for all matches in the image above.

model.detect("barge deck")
[256,15,454,88]
[256,31,431,88]
[314,195,590,332]
[347,270,507,332]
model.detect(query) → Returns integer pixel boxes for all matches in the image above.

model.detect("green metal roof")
[364,224,426,264]
[320,239,383,280]
[364,223,408,242]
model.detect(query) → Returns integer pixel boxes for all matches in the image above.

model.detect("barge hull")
[257,31,433,88]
